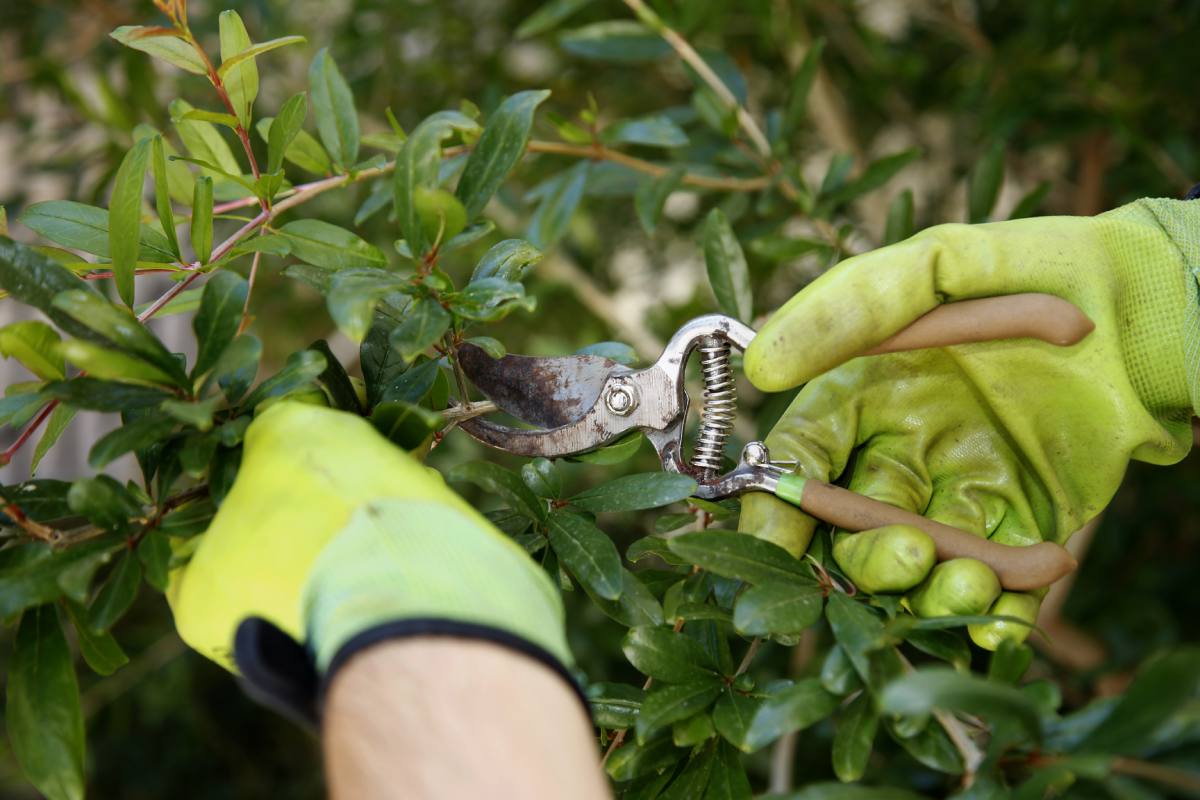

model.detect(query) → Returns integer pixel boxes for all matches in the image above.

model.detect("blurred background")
[1,0,1198,796]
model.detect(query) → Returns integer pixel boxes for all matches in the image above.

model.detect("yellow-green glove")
[167,402,573,721]
[739,198,1200,646]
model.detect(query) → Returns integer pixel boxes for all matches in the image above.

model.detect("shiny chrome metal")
[690,336,736,474]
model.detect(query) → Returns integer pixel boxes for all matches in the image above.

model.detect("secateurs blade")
[457,295,1094,591]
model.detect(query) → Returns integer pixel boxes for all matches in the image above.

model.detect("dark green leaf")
[110,25,207,74]
[833,692,879,782]
[471,238,543,282]
[703,208,753,323]
[190,175,214,264]
[137,531,171,591]
[517,0,595,38]
[242,349,326,410]
[378,358,439,405]
[327,268,410,342]
[559,21,670,62]
[7,606,85,800]
[209,334,260,402]
[884,189,915,245]
[308,48,360,169]
[588,682,643,729]
[745,678,839,752]
[310,339,362,413]
[255,117,332,175]
[109,136,154,305]
[880,667,1041,742]
[567,431,644,464]
[389,298,450,363]
[547,510,623,600]
[712,690,760,751]
[0,240,97,342]
[761,784,925,800]
[668,530,812,586]
[826,592,886,681]
[59,340,176,387]
[823,149,921,209]
[783,39,825,136]
[749,235,828,263]
[52,288,186,383]
[65,600,128,676]
[527,161,588,248]
[733,581,824,636]
[278,219,386,270]
[628,535,690,565]
[623,626,720,683]
[969,141,1006,223]
[988,639,1033,685]
[450,277,536,322]
[46,378,172,411]
[393,110,479,257]
[68,475,141,532]
[635,166,685,235]
[158,498,216,538]
[151,137,181,259]
[369,401,440,449]
[0,539,118,617]
[88,415,177,468]
[88,550,142,632]
[661,746,715,799]
[457,90,550,219]
[905,628,971,673]
[31,405,77,474]
[521,458,562,498]
[449,461,546,522]
[705,741,752,800]
[605,735,681,782]
[637,679,723,743]
[605,115,689,148]
[268,93,308,176]
[19,201,176,263]
[192,270,249,381]
[569,472,696,513]
[584,568,664,627]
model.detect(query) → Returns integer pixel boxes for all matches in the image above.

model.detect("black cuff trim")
[321,618,591,721]
[1185,182,1200,200]
[233,617,320,730]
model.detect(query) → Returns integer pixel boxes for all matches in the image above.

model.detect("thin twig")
[238,249,261,335]
[897,651,984,783]
[734,637,762,677]
[0,492,60,542]
[441,400,498,424]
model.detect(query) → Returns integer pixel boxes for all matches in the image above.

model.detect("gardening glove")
[739,198,1200,644]
[166,401,574,724]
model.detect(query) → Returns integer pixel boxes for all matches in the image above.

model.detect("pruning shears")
[457,293,1092,591]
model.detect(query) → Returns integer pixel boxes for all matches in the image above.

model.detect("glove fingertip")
[738,492,817,558]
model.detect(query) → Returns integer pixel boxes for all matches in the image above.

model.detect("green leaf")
[464,335,505,359]
[88,550,143,632]
[52,288,186,383]
[784,39,825,136]
[369,401,441,449]
[879,667,1041,743]
[569,472,696,513]
[170,99,244,190]
[137,531,171,591]
[278,219,386,271]
[988,639,1033,685]
[605,736,681,782]
[191,175,214,265]
[7,606,85,800]
[242,349,326,410]
[161,397,219,431]
[673,712,716,747]
[216,34,306,79]
[0,539,117,617]
[712,690,760,751]
[1010,181,1052,220]
[457,90,550,219]
[527,161,588,248]
[19,201,176,262]
[268,92,308,175]
[623,626,720,683]
[217,11,257,127]
[448,461,546,522]
[517,0,595,38]
[969,141,1006,223]
[706,741,752,800]
[826,593,885,681]
[668,530,812,586]
[884,189,915,245]
[585,569,664,628]
[547,510,623,600]
[763,784,924,800]
[637,679,723,743]
[88,414,177,468]
[576,341,638,365]
[151,137,181,259]
[192,270,248,380]
[208,334,260,402]
[521,458,562,498]
[635,166,685,235]
[905,629,971,673]
[604,115,689,148]
[450,277,536,322]
[45,378,172,412]
[256,117,332,175]
[110,25,207,74]
[65,600,128,676]
[31,404,77,475]
[158,498,216,538]
[628,535,690,565]
[589,682,643,729]
[389,298,450,362]
[559,21,670,62]
[179,108,240,129]
[568,431,644,464]
[109,135,153,305]
[744,678,839,752]
[703,208,753,323]
[308,48,360,169]
[733,581,824,636]
[68,475,141,532]
[749,235,828,263]
[822,149,921,209]
[832,692,879,782]
[326,269,409,342]
[0,320,63,380]
[393,110,480,257]
[133,288,204,319]
[60,340,177,387]
[310,339,362,413]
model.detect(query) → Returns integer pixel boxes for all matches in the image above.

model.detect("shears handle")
[781,292,1091,591]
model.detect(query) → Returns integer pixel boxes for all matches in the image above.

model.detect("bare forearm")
[323,638,611,800]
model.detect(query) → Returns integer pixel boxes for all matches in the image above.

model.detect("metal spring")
[691,336,736,473]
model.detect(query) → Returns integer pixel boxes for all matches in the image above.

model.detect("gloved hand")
[167,401,573,721]
[739,198,1199,646]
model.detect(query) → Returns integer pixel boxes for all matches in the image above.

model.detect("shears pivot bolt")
[604,382,639,416]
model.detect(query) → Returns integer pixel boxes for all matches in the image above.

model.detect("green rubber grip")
[774,472,808,507]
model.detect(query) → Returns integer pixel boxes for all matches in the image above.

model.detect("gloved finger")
[967,592,1042,651]
[744,218,1081,392]
[830,442,936,593]
[738,492,819,558]
[905,557,1002,618]
[922,473,1048,548]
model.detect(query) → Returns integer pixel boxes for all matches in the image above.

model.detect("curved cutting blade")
[456,343,622,429]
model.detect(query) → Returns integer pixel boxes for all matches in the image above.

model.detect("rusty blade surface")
[456,343,623,428]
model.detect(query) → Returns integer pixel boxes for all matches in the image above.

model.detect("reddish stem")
[1,401,59,466]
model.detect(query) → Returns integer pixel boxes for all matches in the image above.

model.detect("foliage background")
[0,0,1198,797]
